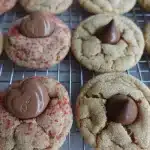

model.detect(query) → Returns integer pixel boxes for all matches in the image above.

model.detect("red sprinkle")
[8,26,19,37]
[16,52,22,59]
[6,119,11,129]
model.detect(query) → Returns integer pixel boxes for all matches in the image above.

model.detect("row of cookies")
[0,0,73,15]
[1,0,150,16]
[0,11,146,73]
[1,72,150,150]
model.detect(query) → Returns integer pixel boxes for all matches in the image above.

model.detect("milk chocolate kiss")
[20,11,55,38]
[5,79,49,119]
[106,94,138,125]
[95,20,121,44]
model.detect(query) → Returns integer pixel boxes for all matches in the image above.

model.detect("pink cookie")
[0,0,17,15]
[5,12,71,69]
[0,77,73,150]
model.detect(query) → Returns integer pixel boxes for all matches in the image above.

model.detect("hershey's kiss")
[20,11,55,38]
[96,20,121,44]
[106,94,138,125]
[5,78,50,119]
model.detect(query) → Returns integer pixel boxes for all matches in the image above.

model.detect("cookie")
[79,0,136,14]
[76,73,150,149]
[20,0,73,14]
[72,14,144,72]
[0,32,3,56]
[0,76,73,150]
[138,0,150,11]
[144,22,150,54]
[0,0,17,15]
[5,12,71,69]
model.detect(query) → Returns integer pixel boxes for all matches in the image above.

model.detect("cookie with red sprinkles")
[0,76,73,150]
[5,12,71,69]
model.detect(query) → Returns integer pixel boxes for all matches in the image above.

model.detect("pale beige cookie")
[76,73,150,150]
[144,22,150,54]
[79,0,136,14]
[138,0,150,11]
[20,0,73,14]
[72,14,145,72]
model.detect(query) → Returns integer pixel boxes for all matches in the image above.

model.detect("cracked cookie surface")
[76,73,150,150]
[5,13,71,69]
[79,0,136,14]
[0,77,73,150]
[20,0,73,14]
[72,14,144,72]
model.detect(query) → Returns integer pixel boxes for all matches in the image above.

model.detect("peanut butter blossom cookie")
[76,73,150,149]
[0,0,17,14]
[79,0,136,14]
[0,76,73,150]
[5,11,71,69]
[72,14,144,72]
[20,0,73,14]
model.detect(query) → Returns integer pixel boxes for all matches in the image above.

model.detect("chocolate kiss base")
[4,79,50,119]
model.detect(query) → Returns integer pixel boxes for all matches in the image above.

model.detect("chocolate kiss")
[106,94,138,125]
[20,12,55,38]
[5,79,50,119]
[96,20,121,44]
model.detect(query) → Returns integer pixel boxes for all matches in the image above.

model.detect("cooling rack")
[0,1,150,150]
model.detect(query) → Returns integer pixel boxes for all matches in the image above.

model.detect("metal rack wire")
[0,1,150,150]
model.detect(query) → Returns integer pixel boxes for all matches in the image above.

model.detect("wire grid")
[0,1,150,150]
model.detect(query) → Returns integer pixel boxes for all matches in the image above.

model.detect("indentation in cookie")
[0,77,73,150]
